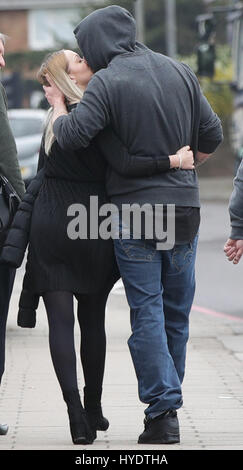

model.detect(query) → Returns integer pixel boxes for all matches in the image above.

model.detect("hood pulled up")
[73,5,137,72]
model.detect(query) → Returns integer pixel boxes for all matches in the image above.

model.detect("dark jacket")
[0,82,25,199]
[1,169,44,268]
[53,5,223,209]
[0,170,44,327]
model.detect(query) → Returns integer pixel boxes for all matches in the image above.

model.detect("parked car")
[7,109,47,185]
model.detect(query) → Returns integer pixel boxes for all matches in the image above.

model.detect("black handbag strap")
[0,174,21,204]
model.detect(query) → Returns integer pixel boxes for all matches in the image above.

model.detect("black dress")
[22,126,119,296]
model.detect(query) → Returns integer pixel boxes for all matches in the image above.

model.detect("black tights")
[42,288,110,396]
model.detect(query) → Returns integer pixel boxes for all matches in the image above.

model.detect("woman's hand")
[169,146,195,170]
[43,73,68,124]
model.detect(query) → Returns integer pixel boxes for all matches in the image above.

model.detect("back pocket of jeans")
[119,237,157,261]
[171,244,194,273]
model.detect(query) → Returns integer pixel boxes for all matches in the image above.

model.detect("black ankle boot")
[84,387,109,432]
[0,423,8,436]
[86,405,109,432]
[63,390,96,445]
[138,410,180,445]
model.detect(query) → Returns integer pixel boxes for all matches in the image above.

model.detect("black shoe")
[85,406,109,432]
[63,390,96,445]
[84,387,109,432]
[0,424,8,436]
[68,414,95,445]
[138,410,180,445]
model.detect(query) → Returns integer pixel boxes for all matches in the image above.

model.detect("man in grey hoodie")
[44,5,223,444]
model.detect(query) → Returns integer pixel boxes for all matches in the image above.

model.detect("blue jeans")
[113,221,198,419]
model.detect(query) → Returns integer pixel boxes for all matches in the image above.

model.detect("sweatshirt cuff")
[156,156,171,172]
[230,226,243,240]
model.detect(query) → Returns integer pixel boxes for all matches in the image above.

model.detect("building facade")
[0,0,104,52]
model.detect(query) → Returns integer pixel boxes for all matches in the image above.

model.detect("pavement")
[1,274,243,451]
[1,176,243,451]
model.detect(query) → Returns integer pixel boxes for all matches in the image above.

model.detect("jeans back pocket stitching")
[118,237,157,261]
[172,248,194,273]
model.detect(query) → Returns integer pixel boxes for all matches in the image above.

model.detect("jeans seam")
[128,323,145,404]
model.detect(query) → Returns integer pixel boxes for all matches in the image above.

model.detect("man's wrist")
[169,154,180,169]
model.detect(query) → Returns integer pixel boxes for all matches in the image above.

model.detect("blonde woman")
[5,50,194,445]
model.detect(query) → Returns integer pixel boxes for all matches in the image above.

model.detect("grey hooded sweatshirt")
[53,5,223,208]
[229,161,243,239]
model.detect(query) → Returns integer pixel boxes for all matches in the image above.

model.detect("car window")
[9,118,44,138]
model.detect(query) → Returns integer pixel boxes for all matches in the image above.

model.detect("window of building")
[28,8,83,50]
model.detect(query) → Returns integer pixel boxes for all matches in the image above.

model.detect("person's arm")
[0,136,45,266]
[229,160,243,239]
[180,63,223,167]
[0,168,44,267]
[96,126,195,177]
[44,74,110,150]
[196,93,223,167]
[0,85,25,199]
[224,160,243,264]
[194,150,213,167]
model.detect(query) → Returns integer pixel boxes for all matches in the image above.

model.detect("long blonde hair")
[37,50,84,155]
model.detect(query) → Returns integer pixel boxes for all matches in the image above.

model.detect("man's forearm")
[195,151,213,167]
